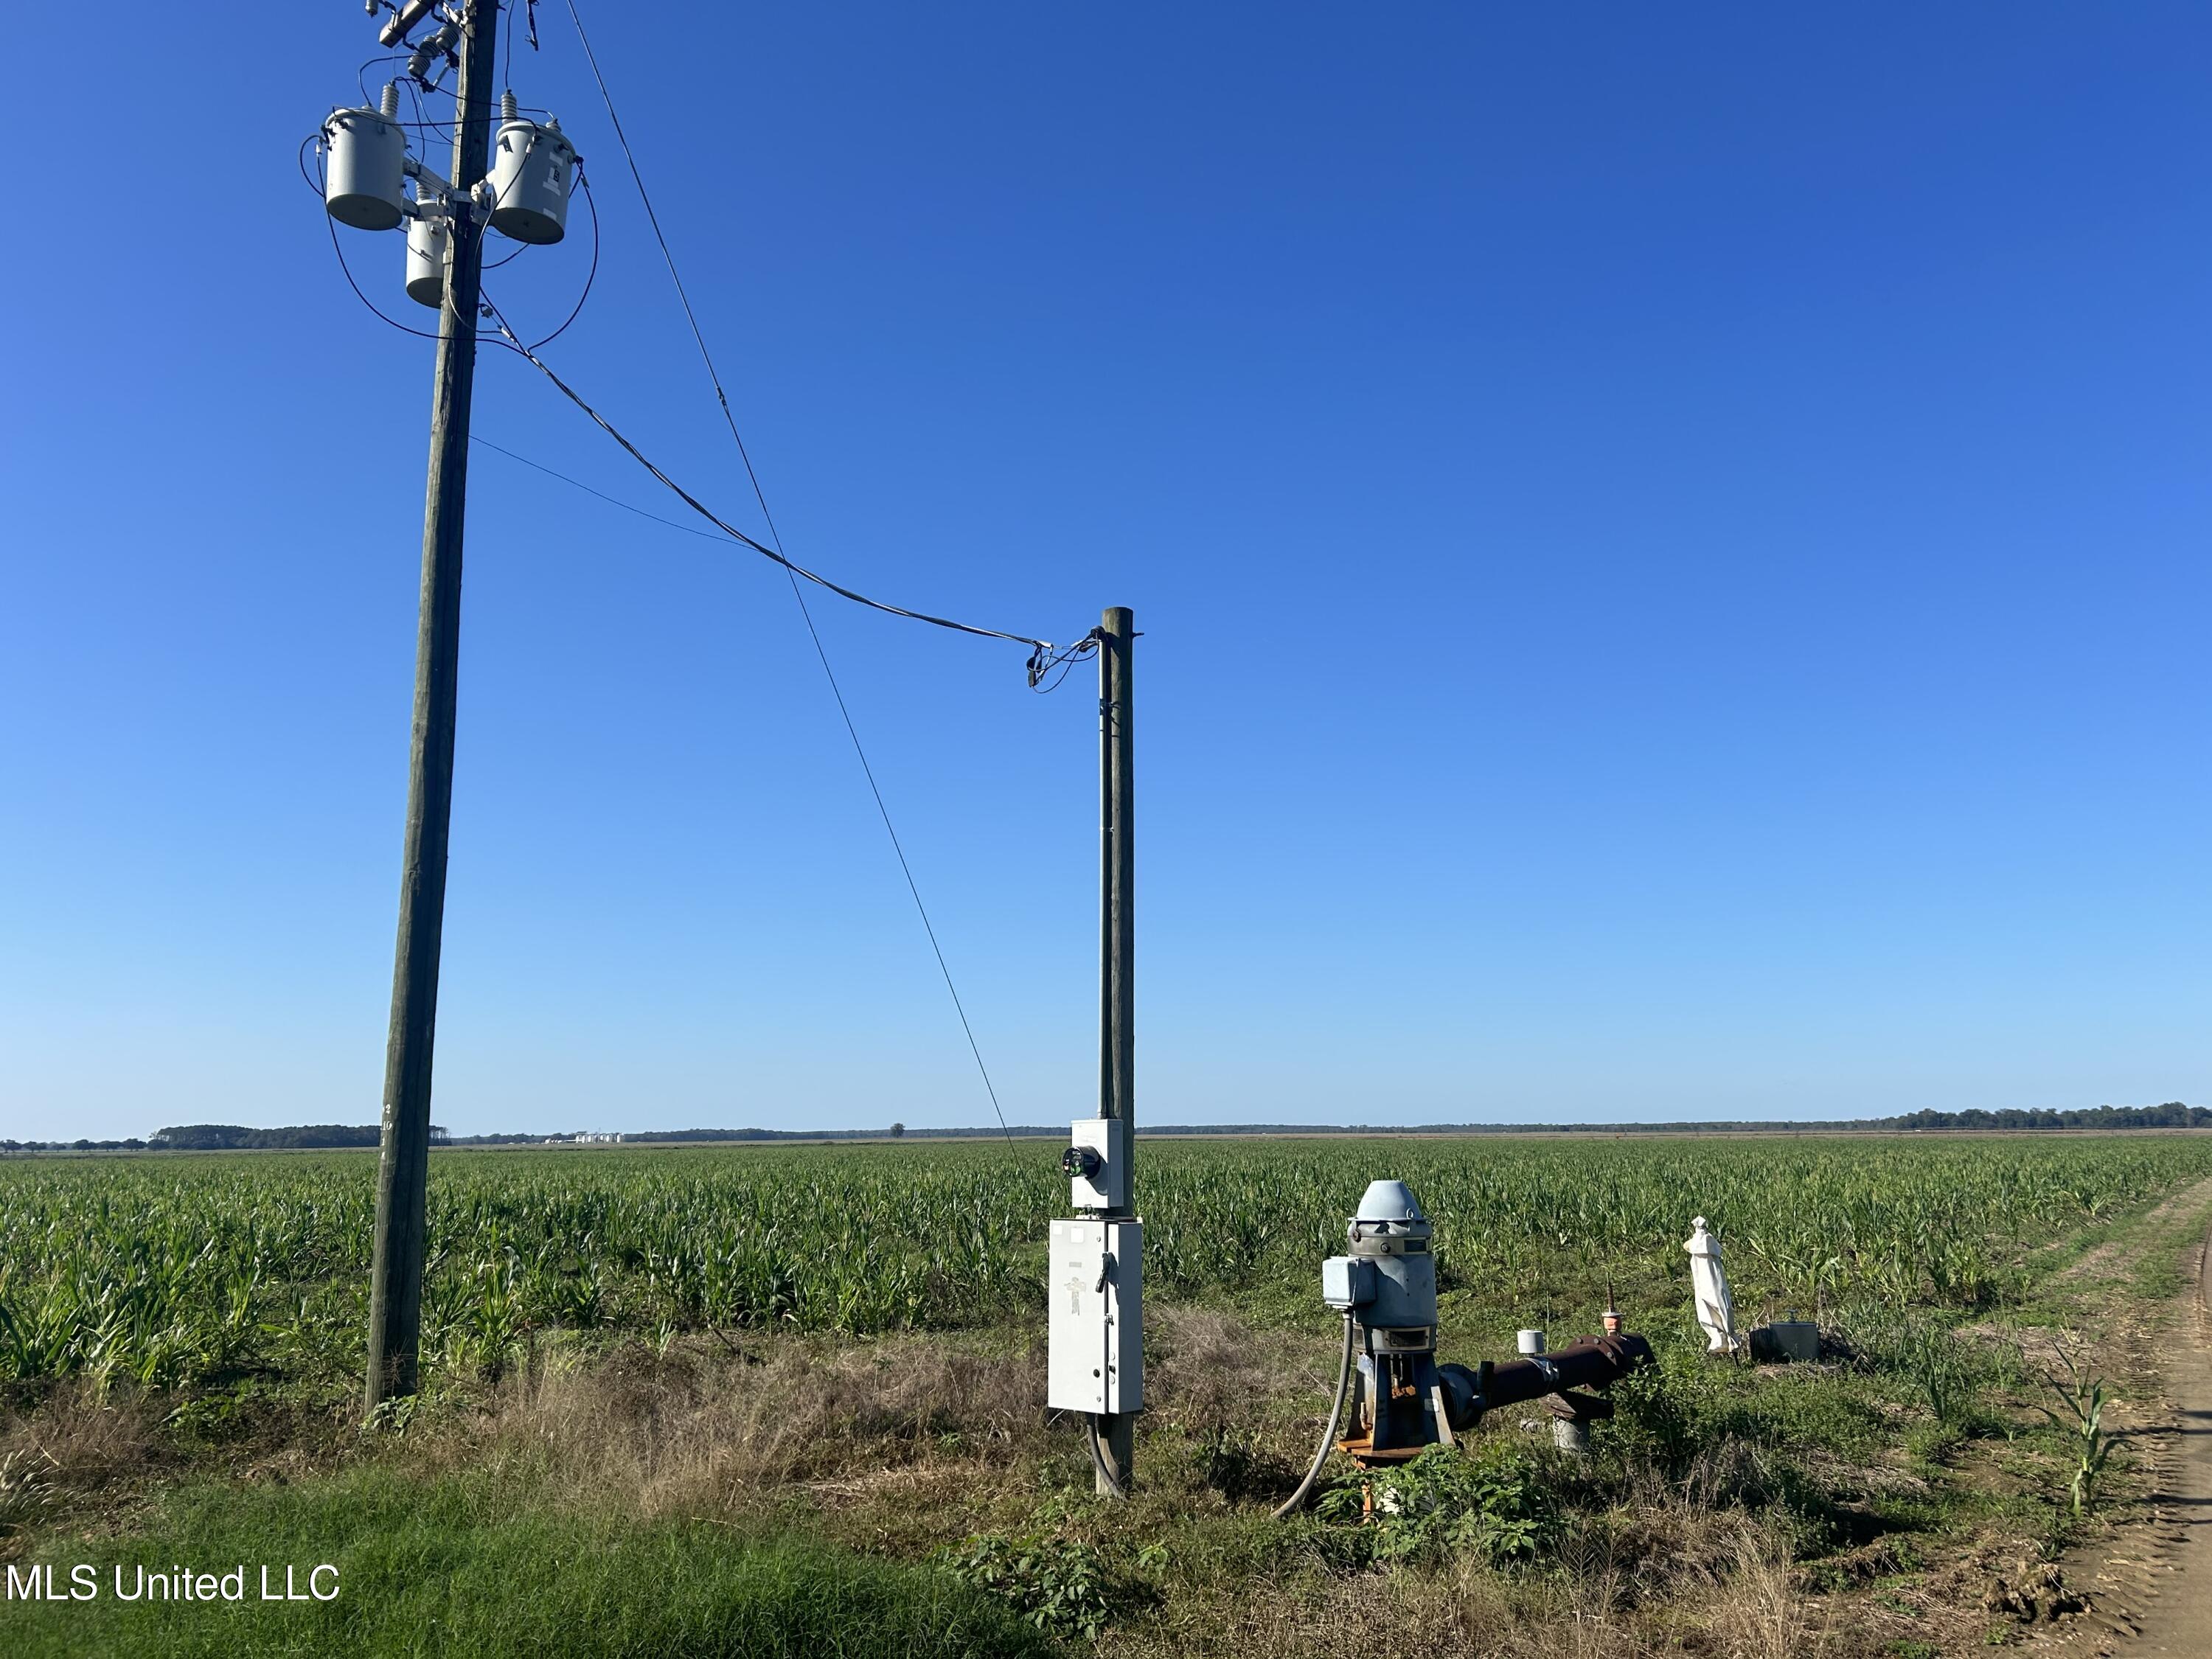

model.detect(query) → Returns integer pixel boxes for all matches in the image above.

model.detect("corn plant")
[3,1135,2210,1397]
[2036,1336,2114,1515]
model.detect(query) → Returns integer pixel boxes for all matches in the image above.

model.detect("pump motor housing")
[1324,1178,1438,1332]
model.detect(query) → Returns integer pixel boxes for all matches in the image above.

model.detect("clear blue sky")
[3,4,2205,1140]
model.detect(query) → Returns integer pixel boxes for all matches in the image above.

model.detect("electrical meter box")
[1047,1217,1142,1414]
[1065,1118,1127,1211]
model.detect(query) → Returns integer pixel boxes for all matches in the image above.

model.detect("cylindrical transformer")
[486,117,576,244]
[405,210,450,310]
[323,105,409,232]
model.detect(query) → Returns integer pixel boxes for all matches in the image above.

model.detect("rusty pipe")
[1441,1332,1652,1430]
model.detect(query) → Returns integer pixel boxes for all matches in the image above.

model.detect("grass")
[6,1132,2212,1656]
[2,1464,1053,1659]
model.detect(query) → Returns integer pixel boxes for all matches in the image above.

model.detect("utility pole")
[1096,605,1135,1493]
[365,0,498,1413]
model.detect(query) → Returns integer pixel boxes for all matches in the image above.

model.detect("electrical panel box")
[1047,1217,1143,1414]
[1065,1118,1127,1211]
[1321,1254,1376,1310]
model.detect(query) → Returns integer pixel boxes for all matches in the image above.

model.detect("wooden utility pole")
[365,0,498,1413]
[1096,605,1135,1493]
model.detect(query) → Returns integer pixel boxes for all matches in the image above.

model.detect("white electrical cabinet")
[1047,1217,1142,1413]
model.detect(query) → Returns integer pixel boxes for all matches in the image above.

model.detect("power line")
[484,310,1056,654]
[323,198,445,344]
[469,435,726,540]
[1025,634,1102,695]
[552,0,1025,1148]
[467,429,1099,687]
[306,122,1055,653]
[515,169,599,350]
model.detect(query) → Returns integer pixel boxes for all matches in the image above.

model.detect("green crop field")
[5,1134,2209,1394]
[10,1134,2212,1658]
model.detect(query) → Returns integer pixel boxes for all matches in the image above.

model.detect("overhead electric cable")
[468,432,1097,685]
[485,313,1052,652]
[324,204,445,343]
[561,0,793,553]
[469,435,726,540]
[535,0,1032,1147]
[557,5,1051,647]
[511,169,599,349]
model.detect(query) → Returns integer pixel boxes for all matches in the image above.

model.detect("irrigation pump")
[1275,1179,1655,1516]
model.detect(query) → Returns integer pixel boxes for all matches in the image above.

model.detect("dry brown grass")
[0,1380,164,1553]
[1148,1307,1278,1433]
[0,1378,159,1489]
[441,1335,1048,1521]
[1705,1528,1827,1658]
[1104,1562,1539,1659]
[1107,1549,1831,1659]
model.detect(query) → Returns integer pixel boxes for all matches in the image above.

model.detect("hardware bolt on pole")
[1096,605,1135,1494]
[365,0,499,1415]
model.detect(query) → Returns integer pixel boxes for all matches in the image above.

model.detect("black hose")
[1273,1312,1357,1520]
[1086,1413,1129,1498]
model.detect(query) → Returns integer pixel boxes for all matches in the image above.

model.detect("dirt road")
[2062,1231,2212,1656]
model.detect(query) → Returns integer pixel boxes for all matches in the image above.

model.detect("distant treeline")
[0,1124,439,1154]
[2,1105,2202,1155]
[151,1124,400,1150]
[1885,1103,2208,1131]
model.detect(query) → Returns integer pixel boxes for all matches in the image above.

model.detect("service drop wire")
[483,305,1057,1156]
[524,0,1084,1155]
[481,307,1063,662]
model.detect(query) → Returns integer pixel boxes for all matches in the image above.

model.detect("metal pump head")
[1349,1180,1433,1255]
[1354,1179,1425,1223]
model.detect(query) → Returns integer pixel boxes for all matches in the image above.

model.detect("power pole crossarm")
[364,0,498,1415]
